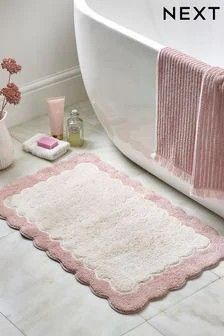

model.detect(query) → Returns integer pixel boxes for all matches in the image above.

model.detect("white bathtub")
[74,0,224,218]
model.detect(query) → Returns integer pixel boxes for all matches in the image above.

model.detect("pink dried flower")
[0,83,21,105]
[0,57,22,120]
[1,58,22,74]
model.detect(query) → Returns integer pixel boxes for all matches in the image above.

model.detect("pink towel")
[156,47,224,198]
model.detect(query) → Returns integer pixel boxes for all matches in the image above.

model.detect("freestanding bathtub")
[74,0,224,218]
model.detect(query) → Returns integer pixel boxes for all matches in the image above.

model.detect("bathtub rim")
[74,0,163,52]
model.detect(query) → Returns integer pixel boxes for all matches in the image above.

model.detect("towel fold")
[155,47,224,198]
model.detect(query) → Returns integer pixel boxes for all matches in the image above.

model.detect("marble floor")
[1,100,224,336]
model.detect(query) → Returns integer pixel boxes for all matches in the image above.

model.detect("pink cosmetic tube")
[47,97,65,140]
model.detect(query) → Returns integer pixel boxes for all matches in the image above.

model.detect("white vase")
[0,111,14,170]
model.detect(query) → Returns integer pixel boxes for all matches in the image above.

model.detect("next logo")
[163,6,220,21]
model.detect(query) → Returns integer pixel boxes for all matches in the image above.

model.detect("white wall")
[0,0,87,127]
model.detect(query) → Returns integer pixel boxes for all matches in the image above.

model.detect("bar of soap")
[37,136,58,150]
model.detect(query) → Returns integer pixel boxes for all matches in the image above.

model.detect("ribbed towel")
[193,67,224,197]
[155,47,224,198]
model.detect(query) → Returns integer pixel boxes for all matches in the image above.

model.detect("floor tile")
[123,322,162,336]
[0,137,24,171]
[0,232,144,336]
[16,290,143,336]
[82,123,114,151]
[0,152,52,189]
[10,114,50,143]
[149,277,224,336]
[140,271,218,320]
[211,261,224,278]
[74,100,100,126]
[0,233,42,307]
[95,147,145,177]
[0,220,12,239]
[12,138,26,160]
[0,314,23,336]
[0,138,52,189]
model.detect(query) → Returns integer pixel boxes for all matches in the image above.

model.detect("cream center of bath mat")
[0,154,223,314]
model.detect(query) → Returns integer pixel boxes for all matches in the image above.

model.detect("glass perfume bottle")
[67,109,84,147]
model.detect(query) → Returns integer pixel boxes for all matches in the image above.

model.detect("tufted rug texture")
[0,153,224,314]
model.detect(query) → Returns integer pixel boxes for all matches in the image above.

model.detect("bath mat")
[0,153,224,314]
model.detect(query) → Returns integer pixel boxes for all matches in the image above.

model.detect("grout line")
[0,234,12,241]
[140,275,221,322]
[0,312,26,336]
[146,320,167,336]
[210,269,223,278]
[147,275,220,322]
[11,134,24,145]
[212,273,224,279]
[119,320,147,336]
[140,311,160,322]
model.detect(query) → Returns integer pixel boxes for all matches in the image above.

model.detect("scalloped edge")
[0,153,224,314]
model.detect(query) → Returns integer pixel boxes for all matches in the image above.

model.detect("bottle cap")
[71,109,79,116]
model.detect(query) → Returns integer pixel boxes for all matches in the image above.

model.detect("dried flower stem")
[1,74,9,111]
[1,73,11,116]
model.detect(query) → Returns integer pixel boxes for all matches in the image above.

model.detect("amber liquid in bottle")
[67,109,84,147]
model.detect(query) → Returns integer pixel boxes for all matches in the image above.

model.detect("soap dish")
[23,134,70,161]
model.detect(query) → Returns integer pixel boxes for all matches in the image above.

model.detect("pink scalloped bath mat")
[0,153,224,314]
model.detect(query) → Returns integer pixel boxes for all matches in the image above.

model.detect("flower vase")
[0,111,14,170]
